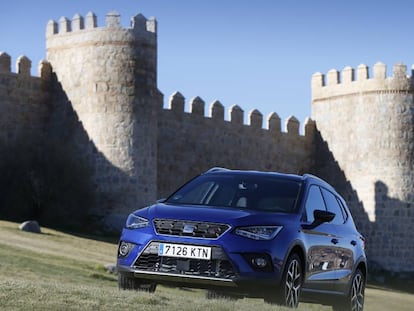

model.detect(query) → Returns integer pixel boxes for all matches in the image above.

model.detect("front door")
[301,185,340,292]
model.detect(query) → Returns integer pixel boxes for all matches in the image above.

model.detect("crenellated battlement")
[46,11,156,37]
[312,62,413,101]
[0,53,52,146]
[165,91,314,137]
[0,52,52,80]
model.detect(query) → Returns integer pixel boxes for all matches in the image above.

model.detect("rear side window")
[321,188,345,225]
[304,185,326,223]
[336,197,349,222]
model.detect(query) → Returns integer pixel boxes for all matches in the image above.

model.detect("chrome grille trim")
[153,219,231,239]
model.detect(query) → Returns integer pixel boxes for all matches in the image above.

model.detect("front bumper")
[133,241,236,276]
[117,239,282,295]
[117,263,280,295]
[118,264,235,287]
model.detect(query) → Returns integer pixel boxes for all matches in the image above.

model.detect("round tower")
[46,11,161,225]
[312,63,414,271]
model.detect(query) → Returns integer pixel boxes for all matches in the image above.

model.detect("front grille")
[133,242,237,280]
[153,219,230,239]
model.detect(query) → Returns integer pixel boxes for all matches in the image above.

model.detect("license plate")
[158,243,211,260]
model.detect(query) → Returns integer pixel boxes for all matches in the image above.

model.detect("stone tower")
[46,11,162,224]
[312,63,414,271]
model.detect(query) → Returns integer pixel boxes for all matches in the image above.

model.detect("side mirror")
[302,210,335,230]
[156,198,166,203]
[313,209,335,223]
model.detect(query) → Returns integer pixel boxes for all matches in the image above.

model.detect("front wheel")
[333,269,365,311]
[118,274,157,293]
[264,253,303,308]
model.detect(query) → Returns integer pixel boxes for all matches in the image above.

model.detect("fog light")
[243,253,273,272]
[118,241,134,257]
[252,257,268,268]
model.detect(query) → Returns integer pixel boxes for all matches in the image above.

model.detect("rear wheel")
[264,253,303,308]
[118,274,157,293]
[332,269,365,311]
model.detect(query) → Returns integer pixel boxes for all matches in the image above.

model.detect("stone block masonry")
[157,92,315,197]
[0,52,51,144]
[45,11,160,219]
[43,11,314,224]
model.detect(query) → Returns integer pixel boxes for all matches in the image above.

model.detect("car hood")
[136,203,298,226]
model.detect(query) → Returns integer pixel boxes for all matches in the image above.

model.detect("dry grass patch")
[0,220,412,311]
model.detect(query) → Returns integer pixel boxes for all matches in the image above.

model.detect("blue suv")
[117,168,367,310]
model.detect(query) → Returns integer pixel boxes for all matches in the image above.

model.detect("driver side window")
[305,185,326,223]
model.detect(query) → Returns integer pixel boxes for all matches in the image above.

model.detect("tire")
[118,274,157,293]
[264,253,303,308]
[332,269,365,311]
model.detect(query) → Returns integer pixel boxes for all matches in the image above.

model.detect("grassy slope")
[0,220,412,311]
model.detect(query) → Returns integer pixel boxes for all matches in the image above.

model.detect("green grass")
[0,220,413,310]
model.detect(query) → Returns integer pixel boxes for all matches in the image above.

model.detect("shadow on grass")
[368,274,414,295]
[58,228,120,244]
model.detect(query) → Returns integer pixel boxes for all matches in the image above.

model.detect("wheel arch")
[356,260,367,280]
[284,242,306,280]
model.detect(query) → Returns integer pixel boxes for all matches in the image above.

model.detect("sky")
[1,0,414,128]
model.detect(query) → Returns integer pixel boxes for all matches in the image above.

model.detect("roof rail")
[303,173,324,182]
[204,167,230,173]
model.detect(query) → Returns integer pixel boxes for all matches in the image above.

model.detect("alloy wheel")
[350,272,364,311]
[284,257,302,308]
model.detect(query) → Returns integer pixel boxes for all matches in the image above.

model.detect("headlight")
[126,214,149,229]
[234,226,282,240]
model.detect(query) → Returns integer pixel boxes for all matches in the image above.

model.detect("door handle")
[331,238,339,245]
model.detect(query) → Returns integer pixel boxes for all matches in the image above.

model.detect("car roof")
[204,167,303,181]
[204,167,337,193]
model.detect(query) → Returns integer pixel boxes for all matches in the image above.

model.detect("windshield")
[166,173,301,213]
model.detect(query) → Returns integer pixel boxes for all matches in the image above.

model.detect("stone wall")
[312,63,414,271]
[44,11,316,219]
[0,53,51,144]
[157,91,315,197]
[45,12,161,219]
